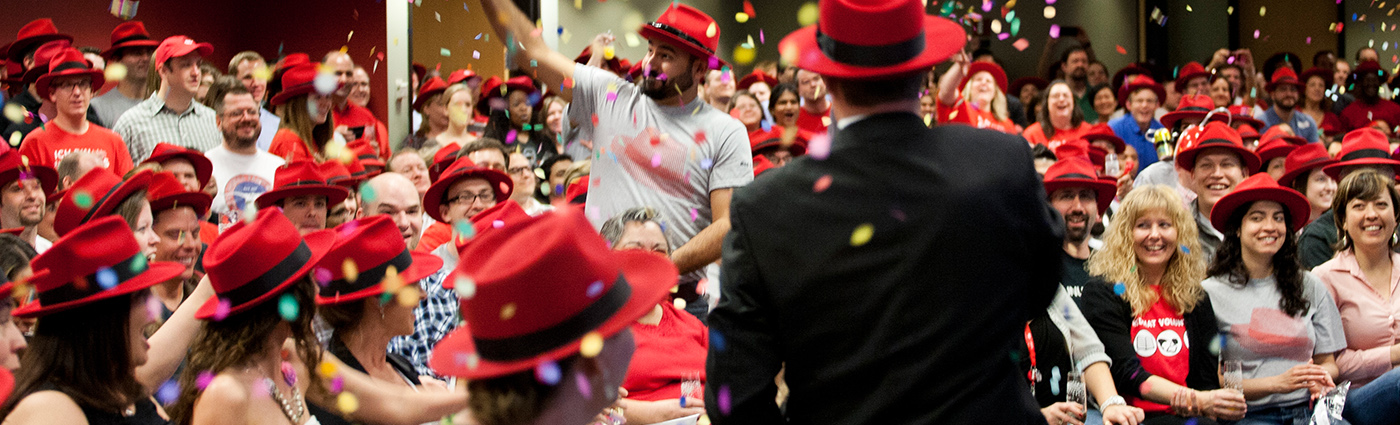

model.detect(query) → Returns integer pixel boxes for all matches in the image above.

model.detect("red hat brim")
[0,165,58,196]
[1044,178,1117,215]
[1117,81,1166,109]
[254,184,350,210]
[1255,145,1300,171]
[430,249,678,379]
[737,72,778,91]
[779,15,963,80]
[1322,157,1400,181]
[1174,69,1212,91]
[13,261,186,318]
[475,80,538,116]
[1265,79,1304,93]
[35,68,106,101]
[1176,142,1263,174]
[100,39,160,60]
[60,170,153,236]
[6,33,73,63]
[1277,158,1338,187]
[1209,186,1312,232]
[194,230,336,320]
[637,26,725,69]
[315,251,445,305]
[270,80,342,106]
[150,191,213,217]
[143,149,213,189]
[960,62,1009,93]
[423,169,514,223]
[412,87,446,112]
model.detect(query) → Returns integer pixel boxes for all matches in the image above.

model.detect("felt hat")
[447,69,482,86]
[100,21,160,59]
[348,139,385,173]
[476,75,537,115]
[752,154,776,177]
[1237,124,1261,144]
[1111,63,1153,93]
[34,48,104,99]
[1080,124,1125,153]
[254,161,350,210]
[428,143,462,182]
[1159,94,1217,129]
[1174,61,1212,93]
[266,53,311,100]
[423,157,513,223]
[1277,143,1337,187]
[565,176,589,204]
[1254,138,1303,173]
[147,171,212,217]
[638,3,724,67]
[1117,74,1165,109]
[20,40,73,84]
[1260,125,1308,147]
[1210,173,1312,231]
[3,19,72,63]
[748,126,808,157]
[959,61,1008,93]
[1265,67,1304,92]
[315,215,444,305]
[573,47,626,75]
[779,0,963,80]
[1009,77,1049,96]
[413,77,448,112]
[142,142,212,189]
[1043,156,1116,214]
[0,60,22,85]
[270,62,333,106]
[429,208,678,378]
[737,70,778,91]
[1324,128,1400,180]
[14,216,183,318]
[53,168,153,237]
[442,201,535,269]
[319,160,363,190]
[196,207,335,319]
[412,62,427,82]
[0,149,57,195]
[1223,105,1266,130]
[1174,121,1262,172]
[1299,67,1333,89]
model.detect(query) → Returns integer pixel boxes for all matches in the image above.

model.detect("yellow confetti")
[603,46,615,60]
[1259,6,1266,16]
[396,286,421,307]
[336,393,359,414]
[579,332,604,357]
[1227,6,1234,14]
[1186,5,1193,12]
[104,63,128,81]
[706,22,717,38]
[821,116,832,127]
[379,266,402,291]
[8,133,19,148]
[317,361,338,377]
[797,2,820,26]
[252,64,272,82]
[625,33,641,47]
[500,303,517,320]
[991,20,1003,34]
[1044,6,1056,19]
[673,298,688,310]
[574,0,582,9]
[347,31,354,42]
[734,44,756,65]
[850,223,875,246]
[670,285,680,293]
[2,103,24,123]
[341,258,358,283]
[736,12,750,23]
[698,415,711,425]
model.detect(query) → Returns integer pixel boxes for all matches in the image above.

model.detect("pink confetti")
[330,376,345,393]
[718,385,732,414]
[807,133,832,160]
[690,208,699,221]
[492,220,505,228]
[575,371,592,397]
[998,33,1010,40]
[1049,24,1061,38]
[605,91,618,102]
[506,129,518,143]
[196,370,216,390]
[651,153,663,168]
[694,130,707,143]
[981,0,993,12]
[1012,38,1030,51]
[1253,29,1260,39]
[1307,37,1313,44]
[759,29,765,44]
[212,298,232,321]
[813,175,833,192]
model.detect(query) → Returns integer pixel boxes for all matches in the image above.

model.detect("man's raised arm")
[478,0,578,102]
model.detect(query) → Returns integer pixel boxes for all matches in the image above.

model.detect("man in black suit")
[704,0,1065,423]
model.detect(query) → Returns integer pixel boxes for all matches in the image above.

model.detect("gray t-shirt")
[1201,272,1347,408]
[568,65,752,278]
[90,88,144,129]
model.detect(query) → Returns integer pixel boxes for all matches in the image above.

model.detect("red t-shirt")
[417,221,452,253]
[1022,122,1093,152]
[268,129,319,163]
[796,105,830,134]
[623,302,709,401]
[333,103,390,160]
[1340,99,1400,131]
[936,101,1019,134]
[1129,285,1191,413]
[18,122,133,176]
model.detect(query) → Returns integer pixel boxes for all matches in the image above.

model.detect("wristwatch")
[1101,395,1127,409]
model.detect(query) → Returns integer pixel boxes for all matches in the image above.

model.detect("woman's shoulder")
[5,390,88,424]
[195,373,254,411]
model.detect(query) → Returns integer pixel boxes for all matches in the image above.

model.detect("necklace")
[265,378,305,424]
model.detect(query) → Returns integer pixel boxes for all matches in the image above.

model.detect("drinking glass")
[1222,360,1244,393]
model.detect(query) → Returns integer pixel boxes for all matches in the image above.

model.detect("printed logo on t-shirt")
[52,148,112,169]
[1156,329,1183,356]
[1133,329,1158,357]
[222,174,272,222]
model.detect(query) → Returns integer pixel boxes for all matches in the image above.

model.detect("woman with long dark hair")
[1202,173,1344,423]
[768,83,800,129]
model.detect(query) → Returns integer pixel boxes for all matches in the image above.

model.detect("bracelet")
[1100,395,1127,409]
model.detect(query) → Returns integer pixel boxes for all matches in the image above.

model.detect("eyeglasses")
[447,192,495,205]
[507,166,532,176]
[52,79,92,92]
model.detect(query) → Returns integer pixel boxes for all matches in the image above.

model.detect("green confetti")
[440,48,452,57]
[74,191,94,209]
[278,293,300,321]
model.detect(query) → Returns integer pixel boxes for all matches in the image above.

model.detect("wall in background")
[411,0,505,84]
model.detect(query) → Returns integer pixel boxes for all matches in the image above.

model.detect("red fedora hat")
[142,142,213,189]
[4,19,72,63]
[1043,157,1116,214]
[1174,61,1212,93]
[476,75,537,115]
[1325,128,1400,180]
[315,215,444,305]
[748,127,808,157]
[752,154,776,177]
[1174,121,1262,172]
[45,188,65,207]
[270,62,334,106]
[34,47,102,100]
[53,168,153,237]
[447,69,481,87]
[1117,74,1166,109]
[1351,60,1388,85]
[0,149,57,195]
[1254,138,1302,172]
[1277,143,1337,186]
[1081,124,1125,154]
[736,70,778,91]
[638,3,724,68]
[429,208,678,379]
[348,139,386,172]
[100,21,160,59]
[15,216,184,318]
[1111,64,1153,93]
[147,171,212,217]
[1210,173,1312,232]
[153,35,212,67]
[319,160,363,190]
[1224,105,1265,130]
[780,0,963,80]
[1009,77,1049,97]
[21,40,73,84]
[960,61,1009,93]
[564,176,589,204]
[255,161,350,210]
[423,157,513,223]
[413,76,448,112]
[428,143,461,182]
[1265,67,1304,92]
[573,46,626,75]
[1237,124,1261,145]
[197,207,335,319]
[266,53,312,100]
[1260,125,1308,146]
[443,201,535,274]
[1159,94,1217,129]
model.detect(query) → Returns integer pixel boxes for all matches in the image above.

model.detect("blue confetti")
[535,361,561,385]
[1113,282,1126,296]
[1180,244,1190,254]
[710,330,727,352]
[155,380,180,405]
[96,267,118,290]
[700,158,714,169]
[760,119,773,131]
[1050,366,1062,395]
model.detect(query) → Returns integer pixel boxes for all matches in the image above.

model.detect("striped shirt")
[112,93,222,163]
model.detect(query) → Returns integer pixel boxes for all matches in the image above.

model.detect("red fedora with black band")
[413,77,448,112]
[423,157,513,223]
[1159,94,1217,129]
[960,61,1009,93]
[1254,138,1302,173]
[748,127,808,157]
[1277,143,1337,186]
[197,207,335,319]
[1117,74,1165,109]
[1111,64,1153,94]
[266,53,312,101]
[147,171,212,217]
[780,0,964,80]
[0,149,57,195]
[476,75,537,116]
[319,160,363,190]
[100,21,160,59]
[1174,61,1212,93]
[1210,173,1312,232]
[4,19,72,63]
[270,62,334,106]
[20,40,73,85]
[1350,60,1388,86]
[142,142,213,189]
[53,168,153,237]
[429,208,678,379]
[638,3,724,68]
[1043,157,1116,214]
[447,69,482,87]
[14,216,184,318]
[1174,121,1261,172]
[34,48,104,100]
[255,161,350,210]
[737,70,778,92]
[1081,124,1125,154]
[1265,67,1304,92]
[315,215,443,305]
[1324,128,1400,180]
[428,143,461,182]
[443,201,535,280]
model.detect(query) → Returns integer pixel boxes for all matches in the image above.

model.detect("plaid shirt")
[112,93,222,163]
[387,243,459,377]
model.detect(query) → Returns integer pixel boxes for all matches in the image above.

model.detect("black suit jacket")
[706,113,1065,424]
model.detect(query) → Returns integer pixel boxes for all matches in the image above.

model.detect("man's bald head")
[56,151,104,190]
[360,173,424,249]
[325,51,355,99]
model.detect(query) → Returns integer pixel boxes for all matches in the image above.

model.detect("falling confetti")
[396,286,420,307]
[500,302,517,320]
[212,298,232,321]
[850,223,875,246]
[718,386,732,414]
[337,393,360,414]
[535,361,562,385]
[156,380,180,405]
[743,0,756,17]
[1113,282,1126,295]
[1049,24,1061,38]
[454,275,476,299]
[1044,6,1056,19]
[579,332,604,357]
[797,2,820,26]
[318,361,338,378]
[736,12,749,23]
[1012,38,1030,51]
[673,298,688,310]
[104,63,128,81]
[95,267,118,289]
[808,133,831,159]
[1259,6,1266,16]
[1116,45,1127,54]
[341,258,359,283]
[278,293,299,321]
[706,22,717,38]
[440,48,451,57]
[813,175,832,192]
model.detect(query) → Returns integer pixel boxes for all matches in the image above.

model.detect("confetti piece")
[396,286,420,307]
[706,22,717,38]
[991,20,1003,34]
[813,175,832,192]
[673,297,687,309]
[1116,45,1127,54]
[342,259,359,283]
[472,50,480,59]
[807,133,831,159]
[318,361,338,377]
[1050,366,1062,395]
[454,275,476,298]
[440,48,451,57]
[718,386,732,414]
[625,33,641,47]
[1227,6,1234,14]
[1013,38,1030,51]
[535,361,562,385]
[575,371,592,397]
[797,2,820,26]
[1253,29,1260,39]
[337,393,359,414]
[1209,334,1224,356]
[1259,6,1266,16]
[314,72,338,95]
[156,380,180,405]
[7,133,18,147]
[743,0,756,17]
[1049,24,1061,38]
[435,12,441,21]
[95,267,118,289]
[1113,282,1126,295]
[586,280,605,298]
[1044,6,1056,19]
[278,293,299,321]
[736,12,749,23]
[1186,5,1193,12]
[500,303,517,320]
[104,63,128,82]
[575,0,582,9]
[146,295,162,321]
[651,153,663,168]
[330,376,344,394]
[579,332,604,357]
[850,223,875,246]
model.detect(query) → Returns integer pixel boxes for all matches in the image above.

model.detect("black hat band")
[646,22,715,56]
[38,253,148,306]
[817,29,925,68]
[217,242,313,307]
[473,273,631,361]
[1341,148,1392,162]
[320,249,413,299]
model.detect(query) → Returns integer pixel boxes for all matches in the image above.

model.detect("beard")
[1070,69,1088,82]
[1274,96,1297,111]
[641,68,695,100]
[222,121,261,149]
[1064,212,1092,243]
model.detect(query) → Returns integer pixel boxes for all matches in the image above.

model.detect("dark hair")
[0,234,36,281]
[824,74,923,107]
[468,355,590,425]
[1313,50,1336,67]
[971,47,998,65]
[460,138,511,168]
[0,293,147,418]
[768,82,799,116]
[538,154,574,199]
[1036,80,1086,139]
[1060,47,1088,67]
[206,76,252,114]
[319,297,371,334]
[1088,83,1115,102]
[76,46,102,56]
[1263,52,1303,81]
[1356,47,1378,62]
[1207,200,1309,317]
[1332,169,1400,252]
[726,90,762,114]
[1031,144,1058,162]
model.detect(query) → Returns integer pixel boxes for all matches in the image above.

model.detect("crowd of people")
[0,0,1399,424]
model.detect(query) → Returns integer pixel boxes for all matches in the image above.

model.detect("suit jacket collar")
[832,112,925,150]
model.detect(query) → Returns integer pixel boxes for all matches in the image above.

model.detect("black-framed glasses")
[448,192,495,205]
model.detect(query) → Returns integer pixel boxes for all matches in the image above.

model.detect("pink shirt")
[1313,249,1400,387]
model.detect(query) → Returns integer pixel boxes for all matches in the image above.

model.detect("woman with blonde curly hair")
[1082,185,1246,424]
